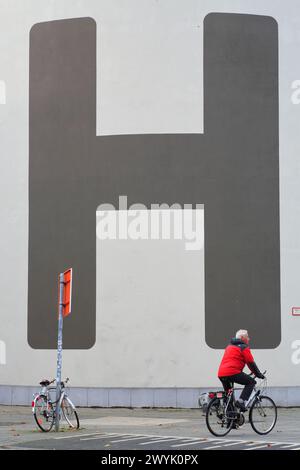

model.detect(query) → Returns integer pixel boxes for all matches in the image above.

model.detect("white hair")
[235,329,248,339]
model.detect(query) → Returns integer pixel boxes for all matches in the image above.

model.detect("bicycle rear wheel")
[33,395,54,432]
[206,397,234,437]
[249,395,277,435]
[61,397,80,429]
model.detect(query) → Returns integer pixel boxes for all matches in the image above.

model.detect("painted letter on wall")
[28,14,280,349]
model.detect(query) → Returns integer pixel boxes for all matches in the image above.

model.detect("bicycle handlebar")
[249,370,267,377]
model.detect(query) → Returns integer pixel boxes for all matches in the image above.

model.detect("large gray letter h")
[28,13,280,349]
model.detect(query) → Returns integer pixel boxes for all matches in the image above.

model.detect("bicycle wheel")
[206,397,234,437]
[61,397,80,429]
[33,395,54,432]
[249,395,277,435]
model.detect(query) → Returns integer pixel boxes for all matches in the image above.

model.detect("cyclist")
[218,329,265,412]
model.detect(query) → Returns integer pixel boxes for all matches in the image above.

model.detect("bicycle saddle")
[39,380,50,386]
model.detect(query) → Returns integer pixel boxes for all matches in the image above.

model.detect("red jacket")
[218,338,255,377]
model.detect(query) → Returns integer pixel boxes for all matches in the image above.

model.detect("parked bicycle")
[206,371,277,437]
[32,377,80,432]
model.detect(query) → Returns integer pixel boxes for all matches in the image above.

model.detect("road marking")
[138,437,181,445]
[202,445,224,450]
[111,435,162,444]
[1,445,46,450]
[281,444,300,449]
[54,431,126,440]
[80,433,128,441]
[223,441,251,447]
[53,432,300,451]
[171,439,207,447]
[110,436,151,443]
[245,442,284,450]
[200,439,232,450]
[54,432,105,440]
[245,444,268,450]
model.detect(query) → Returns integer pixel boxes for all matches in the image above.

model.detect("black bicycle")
[206,372,277,437]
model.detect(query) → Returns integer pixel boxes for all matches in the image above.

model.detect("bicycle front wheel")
[249,395,277,435]
[206,397,234,437]
[61,397,80,429]
[33,395,54,432]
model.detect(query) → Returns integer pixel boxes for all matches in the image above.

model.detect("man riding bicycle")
[218,330,265,412]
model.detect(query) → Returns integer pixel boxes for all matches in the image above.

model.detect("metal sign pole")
[55,272,64,432]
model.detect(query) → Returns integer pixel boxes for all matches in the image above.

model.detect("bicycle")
[205,371,277,437]
[32,377,80,432]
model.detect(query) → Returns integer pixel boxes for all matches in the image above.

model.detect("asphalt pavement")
[0,405,300,450]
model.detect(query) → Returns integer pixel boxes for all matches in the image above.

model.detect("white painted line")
[266,442,294,446]
[54,433,104,440]
[110,436,153,443]
[281,444,300,449]
[171,439,207,448]
[200,439,235,446]
[80,435,131,442]
[245,445,268,450]
[244,442,284,450]
[199,439,230,448]
[80,437,114,442]
[152,437,185,443]
[138,437,180,445]
[2,446,47,451]
[202,445,223,450]
[80,433,127,441]
[265,443,283,448]
[223,441,251,447]
[54,431,125,440]
[102,432,184,439]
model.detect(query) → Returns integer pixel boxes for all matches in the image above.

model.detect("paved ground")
[0,405,300,450]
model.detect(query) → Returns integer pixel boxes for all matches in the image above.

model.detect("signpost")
[55,268,72,432]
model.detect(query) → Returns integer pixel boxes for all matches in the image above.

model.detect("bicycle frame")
[223,379,265,416]
[245,388,260,408]
[223,389,235,416]
[58,387,76,409]
[32,380,72,416]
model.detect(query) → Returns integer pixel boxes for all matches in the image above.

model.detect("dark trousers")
[219,372,256,401]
